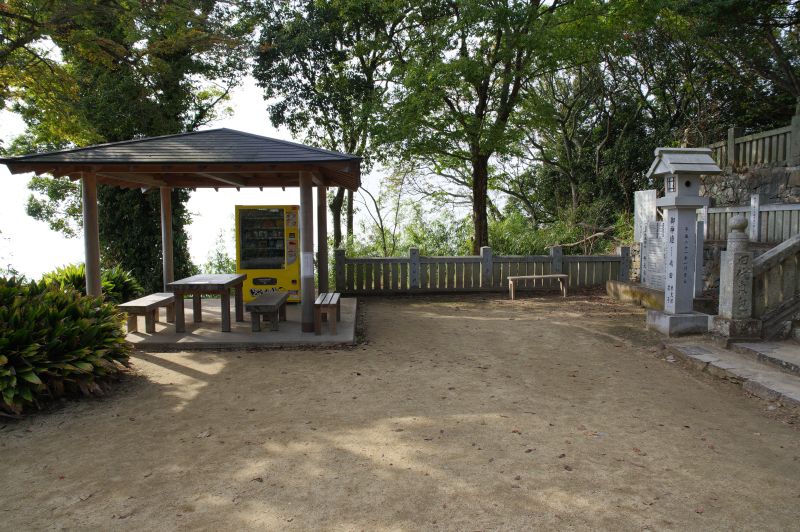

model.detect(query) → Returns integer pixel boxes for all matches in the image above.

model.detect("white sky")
[0,76,373,278]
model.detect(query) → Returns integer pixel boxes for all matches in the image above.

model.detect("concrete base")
[126,297,357,350]
[711,316,762,339]
[606,280,716,314]
[646,310,711,337]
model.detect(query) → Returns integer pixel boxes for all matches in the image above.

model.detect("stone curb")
[667,343,800,408]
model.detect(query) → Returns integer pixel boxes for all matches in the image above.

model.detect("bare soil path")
[1,294,799,531]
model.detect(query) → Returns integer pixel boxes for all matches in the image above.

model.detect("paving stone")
[668,341,800,408]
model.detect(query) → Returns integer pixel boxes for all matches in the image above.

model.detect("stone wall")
[701,165,800,206]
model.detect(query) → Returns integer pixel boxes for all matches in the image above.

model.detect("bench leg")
[270,309,280,331]
[126,314,138,333]
[336,299,341,321]
[279,302,287,322]
[314,305,322,335]
[192,294,202,323]
[251,312,261,332]
[166,302,175,323]
[145,311,156,333]
[327,306,337,334]
[561,279,567,297]
[509,279,516,300]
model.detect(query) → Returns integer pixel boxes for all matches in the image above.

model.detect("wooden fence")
[709,113,799,168]
[699,196,800,244]
[334,246,630,296]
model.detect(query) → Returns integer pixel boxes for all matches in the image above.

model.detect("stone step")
[667,342,800,407]
[731,341,800,377]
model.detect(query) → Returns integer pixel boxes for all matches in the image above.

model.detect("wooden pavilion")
[0,128,361,332]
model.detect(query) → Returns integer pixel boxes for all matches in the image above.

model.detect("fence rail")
[709,119,798,168]
[335,246,630,296]
[699,196,800,244]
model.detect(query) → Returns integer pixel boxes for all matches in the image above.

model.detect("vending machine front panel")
[236,205,301,302]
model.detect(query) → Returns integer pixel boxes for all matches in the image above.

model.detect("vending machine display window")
[239,208,286,269]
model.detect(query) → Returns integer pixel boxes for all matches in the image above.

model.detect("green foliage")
[42,263,143,305]
[489,212,576,256]
[0,277,130,414]
[384,0,595,252]
[100,265,145,305]
[401,207,472,257]
[24,176,83,237]
[4,1,252,293]
[98,188,196,293]
[203,230,236,274]
[0,230,20,277]
[252,0,399,245]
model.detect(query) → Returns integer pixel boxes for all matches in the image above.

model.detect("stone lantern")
[645,147,721,335]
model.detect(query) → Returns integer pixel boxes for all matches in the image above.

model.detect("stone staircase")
[668,339,800,408]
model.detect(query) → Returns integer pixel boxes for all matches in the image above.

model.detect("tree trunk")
[330,187,345,248]
[471,155,490,254]
[570,181,578,214]
[346,189,354,241]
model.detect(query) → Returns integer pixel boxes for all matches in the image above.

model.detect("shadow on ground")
[1,293,798,530]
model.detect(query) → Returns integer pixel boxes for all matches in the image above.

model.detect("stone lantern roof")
[646,147,722,178]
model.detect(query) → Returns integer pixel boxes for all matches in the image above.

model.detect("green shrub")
[42,263,143,304]
[101,264,145,304]
[0,277,131,414]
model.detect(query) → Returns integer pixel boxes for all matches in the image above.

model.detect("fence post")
[549,246,563,274]
[749,193,760,242]
[334,248,346,293]
[700,205,709,239]
[791,100,800,166]
[409,247,420,289]
[617,246,630,282]
[694,222,704,297]
[480,246,493,288]
[727,126,743,167]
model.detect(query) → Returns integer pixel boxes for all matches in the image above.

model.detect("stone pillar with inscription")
[643,147,721,336]
[712,215,762,338]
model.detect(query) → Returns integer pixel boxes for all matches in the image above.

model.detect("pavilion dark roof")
[0,128,361,190]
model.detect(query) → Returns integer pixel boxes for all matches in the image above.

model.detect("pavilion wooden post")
[160,187,176,322]
[299,172,315,332]
[81,173,102,297]
[160,187,174,288]
[317,185,329,293]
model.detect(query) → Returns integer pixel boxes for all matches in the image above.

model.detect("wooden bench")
[118,293,176,333]
[245,291,289,332]
[508,274,569,300]
[314,292,341,335]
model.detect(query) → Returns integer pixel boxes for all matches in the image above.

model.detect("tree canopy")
[3,0,798,269]
[1,0,252,290]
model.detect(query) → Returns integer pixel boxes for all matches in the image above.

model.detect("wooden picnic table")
[167,273,246,333]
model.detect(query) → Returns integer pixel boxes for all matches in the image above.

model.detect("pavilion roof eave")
[0,160,361,191]
[0,128,362,190]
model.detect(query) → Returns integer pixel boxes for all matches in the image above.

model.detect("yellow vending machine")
[235,205,301,302]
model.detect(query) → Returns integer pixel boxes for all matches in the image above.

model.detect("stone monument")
[711,215,762,338]
[644,147,721,336]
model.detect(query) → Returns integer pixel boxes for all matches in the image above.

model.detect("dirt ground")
[1,293,799,531]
